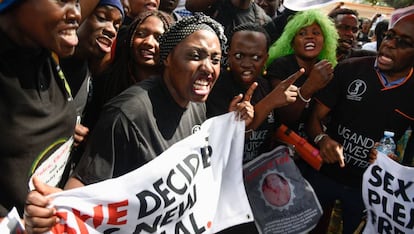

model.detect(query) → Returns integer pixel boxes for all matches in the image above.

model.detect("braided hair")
[159,13,227,63]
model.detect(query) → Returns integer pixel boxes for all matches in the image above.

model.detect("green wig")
[266,10,339,68]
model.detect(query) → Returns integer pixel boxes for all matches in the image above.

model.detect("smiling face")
[228,30,268,88]
[14,0,81,57]
[77,5,122,59]
[377,15,414,80]
[131,15,165,68]
[163,30,222,107]
[292,23,324,61]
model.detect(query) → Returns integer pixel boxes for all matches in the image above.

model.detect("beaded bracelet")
[297,88,311,103]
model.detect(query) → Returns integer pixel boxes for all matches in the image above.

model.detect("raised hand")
[269,68,305,108]
[369,142,399,164]
[228,82,258,127]
[249,68,305,130]
[300,60,334,98]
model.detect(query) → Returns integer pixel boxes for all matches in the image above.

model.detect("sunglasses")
[383,30,414,49]
[336,24,358,34]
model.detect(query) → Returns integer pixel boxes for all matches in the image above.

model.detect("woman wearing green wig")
[265,9,338,138]
[266,9,338,67]
[264,11,339,233]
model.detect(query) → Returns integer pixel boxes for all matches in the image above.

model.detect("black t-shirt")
[338,47,377,62]
[266,54,315,138]
[60,57,91,117]
[0,30,76,216]
[73,76,206,185]
[316,56,414,187]
[207,70,274,162]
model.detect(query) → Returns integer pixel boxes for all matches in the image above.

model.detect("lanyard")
[51,52,73,101]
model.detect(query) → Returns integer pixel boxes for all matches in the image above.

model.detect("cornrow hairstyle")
[228,22,271,50]
[266,9,339,68]
[158,12,227,63]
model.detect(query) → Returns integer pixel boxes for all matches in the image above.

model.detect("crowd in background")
[1,0,414,233]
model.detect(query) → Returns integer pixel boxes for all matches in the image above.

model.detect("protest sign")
[243,146,322,234]
[362,153,414,233]
[0,207,24,234]
[46,112,253,234]
[29,137,74,190]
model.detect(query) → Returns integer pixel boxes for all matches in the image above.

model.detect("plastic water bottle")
[376,131,396,156]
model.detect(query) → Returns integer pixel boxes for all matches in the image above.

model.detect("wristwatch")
[314,133,328,145]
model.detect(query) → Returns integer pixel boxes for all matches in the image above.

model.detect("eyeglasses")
[336,24,358,34]
[383,30,414,49]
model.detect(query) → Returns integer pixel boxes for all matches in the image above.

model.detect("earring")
[226,66,231,71]
[262,69,267,76]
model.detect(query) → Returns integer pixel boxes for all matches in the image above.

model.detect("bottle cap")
[384,131,395,137]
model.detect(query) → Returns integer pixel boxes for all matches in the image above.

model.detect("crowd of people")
[1,0,414,233]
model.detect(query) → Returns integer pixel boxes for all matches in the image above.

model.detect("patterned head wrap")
[159,13,227,63]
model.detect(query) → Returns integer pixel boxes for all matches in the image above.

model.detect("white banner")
[46,112,254,234]
[0,207,24,233]
[362,152,414,233]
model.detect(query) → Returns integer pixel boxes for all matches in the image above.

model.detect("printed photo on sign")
[244,145,322,234]
[261,172,292,208]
